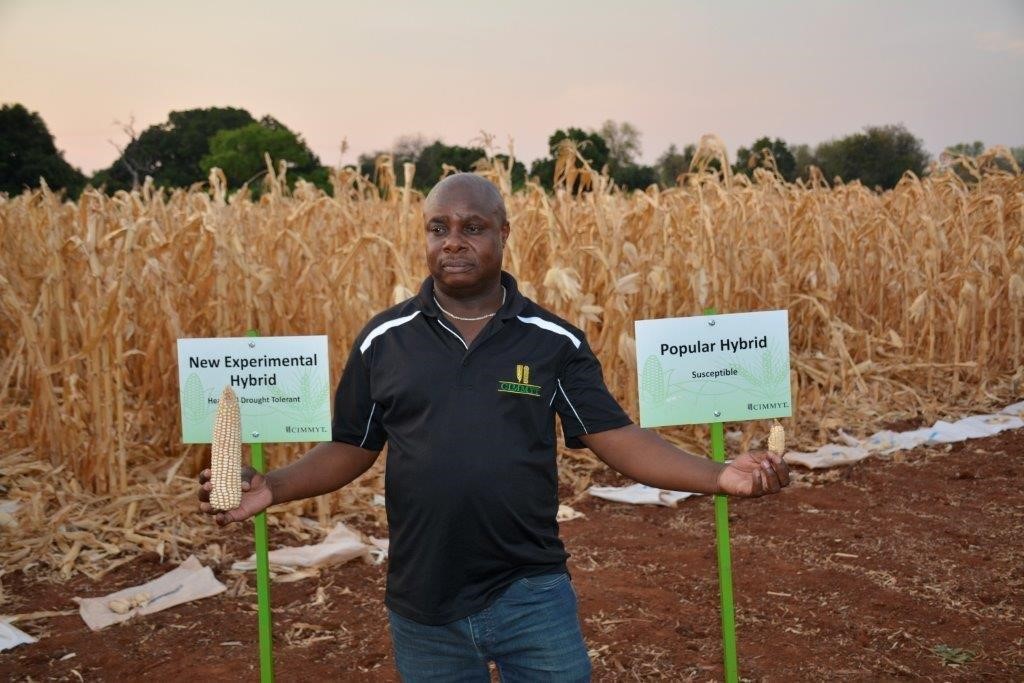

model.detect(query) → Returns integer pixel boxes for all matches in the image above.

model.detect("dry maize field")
[0,154,1022,582]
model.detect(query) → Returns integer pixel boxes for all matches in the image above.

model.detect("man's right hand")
[196,441,382,527]
[197,465,274,526]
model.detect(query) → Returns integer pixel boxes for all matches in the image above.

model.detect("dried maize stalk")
[767,421,785,456]
[210,386,242,511]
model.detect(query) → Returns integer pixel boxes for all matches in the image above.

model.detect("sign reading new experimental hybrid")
[176,335,330,443]
[634,310,791,427]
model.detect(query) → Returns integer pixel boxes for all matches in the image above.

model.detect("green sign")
[634,310,791,427]
[176,335,331,443]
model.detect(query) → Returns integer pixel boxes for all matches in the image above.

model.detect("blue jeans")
[387,572,591,682]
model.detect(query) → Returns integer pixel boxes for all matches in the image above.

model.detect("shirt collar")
[416,271,526,320]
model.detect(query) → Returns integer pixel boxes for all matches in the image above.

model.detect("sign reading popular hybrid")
[634,310,791,427]
[176,335,331,443]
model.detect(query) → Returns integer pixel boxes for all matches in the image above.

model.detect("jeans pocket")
[520,571,570,591]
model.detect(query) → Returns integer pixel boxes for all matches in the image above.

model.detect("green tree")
[943,140,1023,179]
[791,143,816,181]
[200,118,327,192]
[597,121,657,189]
[0,103,85,196]
[942,140,986,181]
[814,124,930,190]
[359,137,526,192]
[357,150,393,185]
[356,134,428,184]
[733,137,798,182]
[392,133,429,162]
[527,157,555,189]
[655,143,694,186]
[488,154,528,192]
[92,107,256,191]
[598,120,642,170]
[612,164,658,190]
[414,141,488,189]
[945,141,985,158]
[529,127,611,190]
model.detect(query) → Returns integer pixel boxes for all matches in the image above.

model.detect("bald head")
[422,172,510,295]
[424,173,507,226]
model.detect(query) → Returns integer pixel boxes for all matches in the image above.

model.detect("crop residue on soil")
[3,429,1022,681]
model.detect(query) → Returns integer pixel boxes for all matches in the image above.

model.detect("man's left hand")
[716,450,790,497]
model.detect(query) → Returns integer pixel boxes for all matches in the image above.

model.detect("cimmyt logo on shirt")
[498,363,541,397]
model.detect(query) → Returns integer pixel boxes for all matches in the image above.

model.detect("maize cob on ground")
[767,421,786,457]
[210,386,242,511]
[108,592,151,614]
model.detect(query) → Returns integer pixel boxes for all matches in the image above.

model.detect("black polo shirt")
[331,271,632,625]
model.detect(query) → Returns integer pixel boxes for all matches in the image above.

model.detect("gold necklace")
[433,286,506,321]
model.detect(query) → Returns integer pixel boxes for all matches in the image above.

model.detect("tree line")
[2,102,1021,199]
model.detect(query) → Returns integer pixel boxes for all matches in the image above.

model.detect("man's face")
[424,184,509,292]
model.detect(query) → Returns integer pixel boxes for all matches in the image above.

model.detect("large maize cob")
[767,421,786,457]
[210,386,242,511]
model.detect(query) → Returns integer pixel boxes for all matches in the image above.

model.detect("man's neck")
[433,278,503,316]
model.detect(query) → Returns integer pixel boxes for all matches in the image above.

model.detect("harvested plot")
[2,430,1021,679]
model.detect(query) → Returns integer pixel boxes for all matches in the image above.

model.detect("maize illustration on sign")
[640,355,670,404]
[181,373,211,422]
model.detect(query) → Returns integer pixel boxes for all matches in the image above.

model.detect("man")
[198,173,789,682]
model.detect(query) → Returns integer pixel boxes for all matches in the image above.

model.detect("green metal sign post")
[710,415,739,683]
[250,439,274,683]
[704,308,739,683]
[247,330,275,683]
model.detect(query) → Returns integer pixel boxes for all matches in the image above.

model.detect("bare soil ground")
[3,429,1022,681]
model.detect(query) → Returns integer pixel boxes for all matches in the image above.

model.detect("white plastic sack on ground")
[785,402,1023,469]
[74,555,225,631]
[231,522,372,572]
[590,402,1024,483]
[784,444,872,469]
[0,621,37,651]
[863,413,1022,454]
[1000,400,1024,417]
[860,427,932,454]
[588,483,700,507]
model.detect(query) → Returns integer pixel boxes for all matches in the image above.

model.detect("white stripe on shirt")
[557,379,588,434]
[359,403,377,448]
[360,311,421,354]
[516,316,581,349]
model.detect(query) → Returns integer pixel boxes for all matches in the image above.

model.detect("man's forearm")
[581,425,725,494]
[265,441,380,505]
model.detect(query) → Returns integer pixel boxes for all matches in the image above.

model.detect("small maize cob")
[767,421,786,457]
[209,386,242,511]
[107,592,151,614]
[108,598,132,614]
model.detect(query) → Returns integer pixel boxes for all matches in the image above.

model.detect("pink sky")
[1,0,1021,174]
